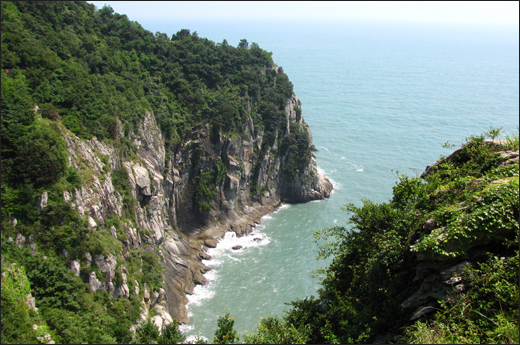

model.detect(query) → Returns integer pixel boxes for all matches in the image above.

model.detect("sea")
[139,19,519,341]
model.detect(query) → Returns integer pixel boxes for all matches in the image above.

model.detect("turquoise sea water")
[143,20,519,340]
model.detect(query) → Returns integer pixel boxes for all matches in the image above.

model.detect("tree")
[214,310,239,344]
[238,39,249,49]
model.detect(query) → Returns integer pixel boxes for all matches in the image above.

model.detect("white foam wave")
[345,161,365,173]
[185,228,272,315]
[330,178,340,191]
[186,335,208,343]
[187,282,216,307]
[274,203,291,213]
[180,324,195,333]
[318,146,330,152]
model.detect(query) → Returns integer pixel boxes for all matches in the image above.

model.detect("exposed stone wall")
[58,97,332,325]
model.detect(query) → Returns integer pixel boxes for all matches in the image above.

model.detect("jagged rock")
[422,219,437,233]
[134,280,140,295]
[94,254,117,282]
[113,283,130,299]
[85,252,92,266]
[108,281,115,293]
[232,245,243,250]
[57,103,332,324]
[253,237,262,242]
[89,272,105,292]
[88,216,97,229]
[440,261,473,280]
[26,293,38,313]
[37,191,48,211]
[7,236,13,244]
[69,260,80,277]
[154,305,174,327]
[151,315,163,331]
[110,226,117,239]
[193,271,207,286]
[144,286,150,302]
[132,163,152,197]
[15,233,25,248]
[28,235,36,251]
[63,190,71,202]
[199,251,212,260]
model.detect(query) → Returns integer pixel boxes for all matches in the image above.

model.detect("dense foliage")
[279,130,518,344]
[1,1,309,343]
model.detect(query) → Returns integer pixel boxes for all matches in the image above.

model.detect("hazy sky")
[88,1,519,26]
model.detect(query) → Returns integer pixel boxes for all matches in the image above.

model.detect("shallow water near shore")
[140,21,520,340]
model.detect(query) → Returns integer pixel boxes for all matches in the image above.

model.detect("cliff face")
[60,97,332,324]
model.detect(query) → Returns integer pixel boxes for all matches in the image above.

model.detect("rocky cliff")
[55,97,332,324]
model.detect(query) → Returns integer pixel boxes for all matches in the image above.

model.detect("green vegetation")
[2,1,516,344]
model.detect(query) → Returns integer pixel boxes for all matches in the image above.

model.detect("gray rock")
[110,226,117,239]
[28,235,36,251]
[88,216,97,229]
[199,251,212,260]
[440,261,473,280]
[70,260,80,277]
[89,272,105,292]
[204,238,218,248]
[150,291,160,307]
[25,293,38,313]
[85,252,92,266]
[37,192,48,211]
[422,219,437,233]
[94,254,115,283]
[15,233,25,248]
[144,286,150,302]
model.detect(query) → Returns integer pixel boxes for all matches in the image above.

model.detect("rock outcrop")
[60,96,332,325]
[403,142,519,320]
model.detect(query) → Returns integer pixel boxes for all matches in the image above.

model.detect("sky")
[88,1,519,27]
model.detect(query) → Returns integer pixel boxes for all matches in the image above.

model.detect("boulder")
[88,216,97,229]
[232,245,243,250]
[204,238,218,248]
[199,251,212,260]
